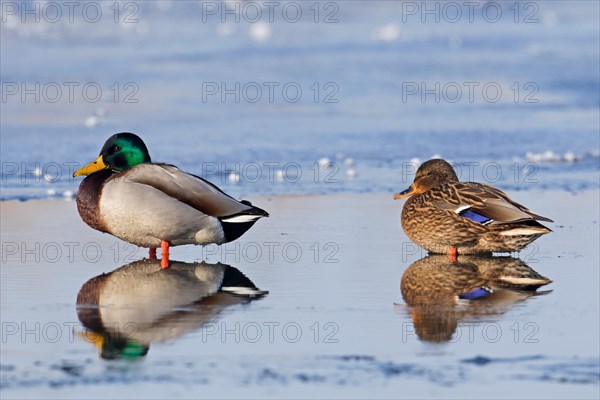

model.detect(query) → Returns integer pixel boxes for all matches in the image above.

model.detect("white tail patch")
[221,286,267,297]
[221,214,262,223]
[499,276,550,286]
[499,228,547,236]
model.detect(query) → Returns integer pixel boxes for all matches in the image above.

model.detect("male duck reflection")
[399,255,551,342]
[394,159,553,257]
[76,259,267,359]
[73,133,269,268]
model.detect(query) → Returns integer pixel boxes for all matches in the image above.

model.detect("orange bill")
[394,184,416,199]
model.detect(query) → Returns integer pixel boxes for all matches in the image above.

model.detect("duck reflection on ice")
[400,255,552,343]
[76,259,267,359]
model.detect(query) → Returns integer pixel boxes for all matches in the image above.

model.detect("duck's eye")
[112,145,120,152]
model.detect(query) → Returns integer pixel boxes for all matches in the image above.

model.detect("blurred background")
[1,0,599,199]
[1,3,599,397]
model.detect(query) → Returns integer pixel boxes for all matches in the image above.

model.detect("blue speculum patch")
[459,287,492,300]
[459,209,492,224]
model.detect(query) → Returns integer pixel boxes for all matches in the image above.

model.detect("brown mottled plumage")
[401,255,552,304]
[394,159,553,254]
[400,255,551,342]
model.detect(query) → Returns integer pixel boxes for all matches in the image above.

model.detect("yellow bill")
[77,330,104,351]
[73,155,108,177]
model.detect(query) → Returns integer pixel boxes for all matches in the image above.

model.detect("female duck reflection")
[399,255,552,343]
[76,259,267,359]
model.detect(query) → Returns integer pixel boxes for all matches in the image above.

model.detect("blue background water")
[1,3,600,398]
[1,1,598,200]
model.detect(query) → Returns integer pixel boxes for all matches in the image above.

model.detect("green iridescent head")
[74,132,151,176]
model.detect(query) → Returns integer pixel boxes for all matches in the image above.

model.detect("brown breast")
[76,169,113,233]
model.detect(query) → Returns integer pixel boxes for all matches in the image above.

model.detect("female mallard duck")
[401,255,552,305]
[73,132,268,268]
[394,159,552,256]
[400,255,551,342]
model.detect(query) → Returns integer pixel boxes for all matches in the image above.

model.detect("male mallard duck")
[77,259,266,359]
[394,159,552,256]
[73,132,268,268]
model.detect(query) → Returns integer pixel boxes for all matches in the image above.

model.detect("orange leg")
[448,247,458,262]
[160,240,170,269]
[149,248,157,259]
